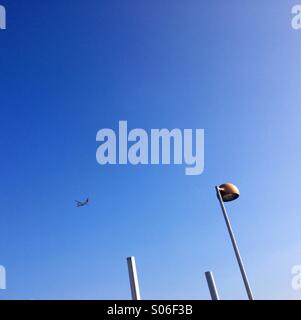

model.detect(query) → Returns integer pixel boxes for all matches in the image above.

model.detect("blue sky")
[0,0,301,299]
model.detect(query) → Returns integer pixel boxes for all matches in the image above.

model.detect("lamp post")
[215,183,254,300]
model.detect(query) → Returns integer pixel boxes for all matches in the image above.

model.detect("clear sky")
[0,0,301,300]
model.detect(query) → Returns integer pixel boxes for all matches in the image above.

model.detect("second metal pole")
[127,256,141,300]
[205,271,220,300]
[215,186,254,300]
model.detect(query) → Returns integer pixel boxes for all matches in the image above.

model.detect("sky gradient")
[0,0,301,299]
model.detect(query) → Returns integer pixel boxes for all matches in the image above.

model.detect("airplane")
[75,198,89,207]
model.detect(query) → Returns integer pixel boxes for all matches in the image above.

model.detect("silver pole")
[215,186,254,300]
[127,256,141,300]
[205,271,220,300]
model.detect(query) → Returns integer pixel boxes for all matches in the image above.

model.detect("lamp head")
[218,183,240,202]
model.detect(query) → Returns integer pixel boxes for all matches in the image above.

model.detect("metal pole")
[215,186,254,300]
[127,256,141,300]
[205,271,220,300]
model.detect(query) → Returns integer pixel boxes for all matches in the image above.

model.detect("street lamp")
[215,183,254,300]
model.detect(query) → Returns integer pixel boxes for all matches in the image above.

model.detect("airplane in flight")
[75,198,89,207]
